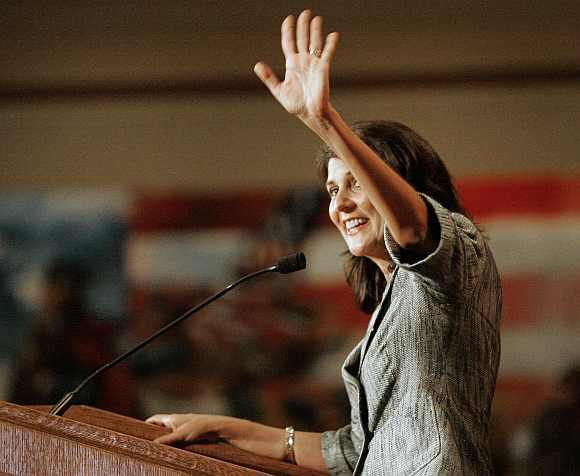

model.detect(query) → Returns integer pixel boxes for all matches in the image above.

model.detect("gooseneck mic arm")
[49,252,307,416]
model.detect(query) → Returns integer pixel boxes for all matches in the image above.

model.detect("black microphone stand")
[50,263,284,416]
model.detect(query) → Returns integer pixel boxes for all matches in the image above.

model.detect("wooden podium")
[0,401,326,475]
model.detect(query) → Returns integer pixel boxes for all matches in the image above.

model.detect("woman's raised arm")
[254,10,435,253]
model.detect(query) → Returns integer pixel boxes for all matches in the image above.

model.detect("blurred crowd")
[6,187,351,431]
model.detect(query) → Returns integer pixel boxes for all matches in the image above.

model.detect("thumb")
[154,430,183,445]
[254,62,281,96]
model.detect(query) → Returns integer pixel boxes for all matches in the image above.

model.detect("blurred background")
[1,1,579,474]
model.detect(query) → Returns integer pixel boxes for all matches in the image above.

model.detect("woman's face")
[326,158,386,262]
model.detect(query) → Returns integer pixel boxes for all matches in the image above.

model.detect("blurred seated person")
[9,257,136,415]
[123,292,221,419]
[527,364,580,475]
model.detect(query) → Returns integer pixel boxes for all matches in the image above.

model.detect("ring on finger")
[309,47,322,58]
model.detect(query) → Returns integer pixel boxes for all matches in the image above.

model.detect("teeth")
[345,218,368,231]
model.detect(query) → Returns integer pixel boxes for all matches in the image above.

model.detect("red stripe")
[457,176,580,220]
[294,275,580,330]
[501,274,580,328]
[129,274,580,329]
[293,283,369,329]
[494,376,551,425]
[130,191,283,232]
[130,176,580,233]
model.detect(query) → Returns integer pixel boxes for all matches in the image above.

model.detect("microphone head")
[276,252,307,274]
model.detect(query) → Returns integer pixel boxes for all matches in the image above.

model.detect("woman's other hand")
[254,10,339,127]
[146,413,286,459]
[146,413,213,445]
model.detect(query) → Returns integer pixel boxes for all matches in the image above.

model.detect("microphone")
[49,252,307,416]
[275,251,306,274]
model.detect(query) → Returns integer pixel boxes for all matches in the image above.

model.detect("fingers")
[148,414,207,445]
[154,424,199,445]
[296,10,312,53]
[280,10,338,62]
[309,16,324,54]
[281,15,297,56]
[147,413,187,444]
[322,32,340,62]
[154,430,181,445]
[253,62,281,96]
[146,413,194,431]
[146,414,173,428]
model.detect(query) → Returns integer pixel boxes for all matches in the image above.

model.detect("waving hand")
[254,10,339,123]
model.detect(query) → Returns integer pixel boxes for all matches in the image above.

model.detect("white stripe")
[302,229,347,282]
[127,231,248,287]
[300,216,580,282]
[486,216,580,275]
[127,216,580,287]
[500,323,580,377]
[44,190,130,217]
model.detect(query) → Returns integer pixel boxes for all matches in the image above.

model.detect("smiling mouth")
[344,217,369,235]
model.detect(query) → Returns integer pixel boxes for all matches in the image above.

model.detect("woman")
[146,10,502,475]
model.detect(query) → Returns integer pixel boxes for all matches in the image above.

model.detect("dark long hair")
[316,120,473,314]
